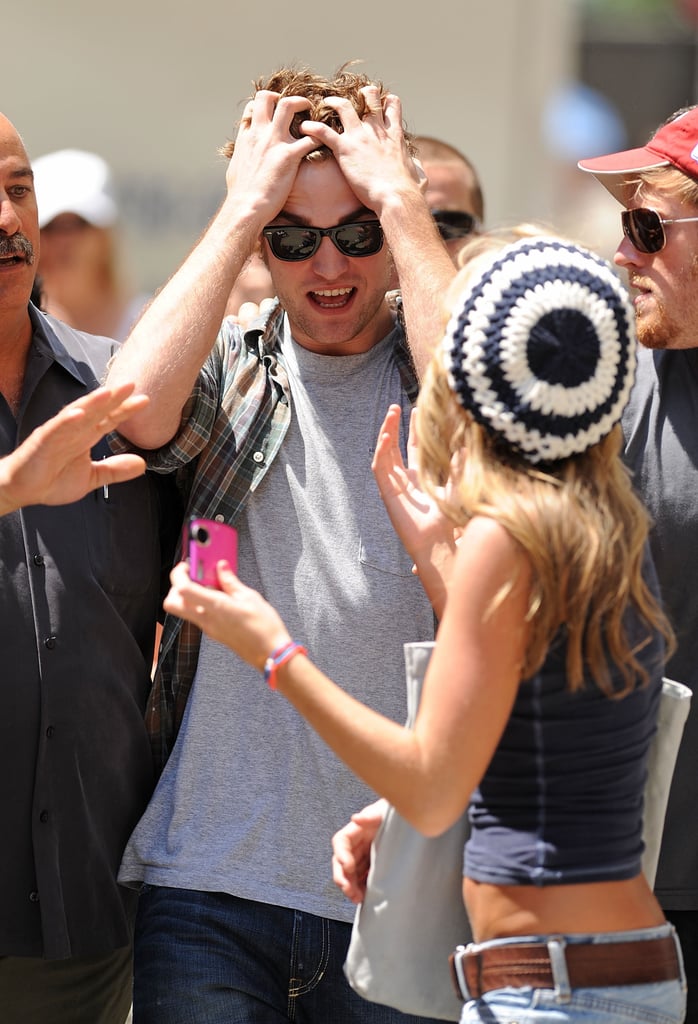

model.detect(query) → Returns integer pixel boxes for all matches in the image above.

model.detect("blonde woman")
[163,235,685,1023]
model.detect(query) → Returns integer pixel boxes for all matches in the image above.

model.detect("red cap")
[578,106,698,202]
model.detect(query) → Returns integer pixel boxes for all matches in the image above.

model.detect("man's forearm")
[380,190,457,380]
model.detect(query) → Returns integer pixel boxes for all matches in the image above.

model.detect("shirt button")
[44,635,57,649]
[29,891,40,903]
[39,810,49,823]
[252,451,264,464]
[46,726,55,738]
[214,514,224,523]
[33,554,45,566]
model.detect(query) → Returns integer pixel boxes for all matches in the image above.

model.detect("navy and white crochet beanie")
[442,237,637,465]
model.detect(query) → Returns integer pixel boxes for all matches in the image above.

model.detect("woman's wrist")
[263,640,307,690]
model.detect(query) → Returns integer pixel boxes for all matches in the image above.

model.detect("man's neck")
[0,308,33,417]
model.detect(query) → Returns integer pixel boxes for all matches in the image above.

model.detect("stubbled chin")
[636,311,672,350]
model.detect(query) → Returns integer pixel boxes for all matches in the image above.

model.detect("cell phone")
[184,517,238,588]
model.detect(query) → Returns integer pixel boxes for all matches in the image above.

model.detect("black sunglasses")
[621,207,698,254]
[262,220,383,262]
[430,209,480,241]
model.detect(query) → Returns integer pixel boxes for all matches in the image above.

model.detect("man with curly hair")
[108,65,454,1023]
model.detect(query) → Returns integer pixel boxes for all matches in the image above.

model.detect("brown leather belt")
[449,935,680,1000]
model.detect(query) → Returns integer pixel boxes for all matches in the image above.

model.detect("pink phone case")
[185,518,238,588]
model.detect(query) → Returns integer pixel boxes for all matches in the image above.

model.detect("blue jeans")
[458,925,686,1023]
[133,886,446,1023]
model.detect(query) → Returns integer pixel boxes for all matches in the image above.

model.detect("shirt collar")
[28,304,103,388]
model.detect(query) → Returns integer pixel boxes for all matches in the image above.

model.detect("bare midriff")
[463,875,666,943]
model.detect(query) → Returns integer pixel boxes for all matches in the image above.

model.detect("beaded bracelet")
[263,640,308,690]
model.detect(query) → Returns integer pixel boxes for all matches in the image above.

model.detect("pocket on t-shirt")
[358,463,415,578]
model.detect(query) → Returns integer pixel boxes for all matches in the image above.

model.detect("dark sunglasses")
[262,220,383,262]
[621,207,698,254]
[430,209,480,241]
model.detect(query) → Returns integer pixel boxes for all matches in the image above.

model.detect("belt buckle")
[449,943,475,1001]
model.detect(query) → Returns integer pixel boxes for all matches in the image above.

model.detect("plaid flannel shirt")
[128,299,419,774]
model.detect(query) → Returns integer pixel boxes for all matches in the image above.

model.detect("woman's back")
[467,610,664,889]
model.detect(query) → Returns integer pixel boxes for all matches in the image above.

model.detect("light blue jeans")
[458,924,686,1023]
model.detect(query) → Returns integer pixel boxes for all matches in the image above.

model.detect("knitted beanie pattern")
[443,238,637,464]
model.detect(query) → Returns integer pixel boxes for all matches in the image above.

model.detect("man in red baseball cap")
[579,106,698,1018]
[579,105,698,202]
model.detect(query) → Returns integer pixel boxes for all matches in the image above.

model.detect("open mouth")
[309,287,355,309]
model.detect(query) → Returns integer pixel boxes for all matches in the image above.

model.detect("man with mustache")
[0,111,178,1023]
[579,104,698,1022]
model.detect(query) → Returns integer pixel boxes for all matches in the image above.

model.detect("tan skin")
[227,154,476,322]
[163,403,666,943]
[260,157,394,356]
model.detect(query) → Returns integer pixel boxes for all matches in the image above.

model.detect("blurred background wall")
[7,0,698,293]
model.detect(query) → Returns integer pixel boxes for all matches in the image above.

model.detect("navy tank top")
[465,587,665,886]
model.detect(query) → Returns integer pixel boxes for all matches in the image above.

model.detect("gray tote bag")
[344,642,468,1021]
[642,676,692,886]
[344,643,691,1021]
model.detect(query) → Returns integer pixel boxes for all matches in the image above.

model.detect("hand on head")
[223,91,319,225]
[222,81,422,230]
[299,85,423,218]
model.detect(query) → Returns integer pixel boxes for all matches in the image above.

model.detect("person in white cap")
[32,148,148,340]
[578,105,698,1020]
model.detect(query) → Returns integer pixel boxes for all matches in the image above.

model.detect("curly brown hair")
[219,62,414,161]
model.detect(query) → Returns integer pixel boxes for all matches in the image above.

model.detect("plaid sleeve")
[108,330,230,470]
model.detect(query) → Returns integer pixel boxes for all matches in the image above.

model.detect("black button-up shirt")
[0,307,178,959]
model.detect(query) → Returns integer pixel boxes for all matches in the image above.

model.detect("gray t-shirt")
[622,344,698,909]
[119,323,435,922]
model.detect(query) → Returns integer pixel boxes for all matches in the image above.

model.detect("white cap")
[32,149,118,229]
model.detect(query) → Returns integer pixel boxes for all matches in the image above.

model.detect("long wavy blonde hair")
[417,228,674,695]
